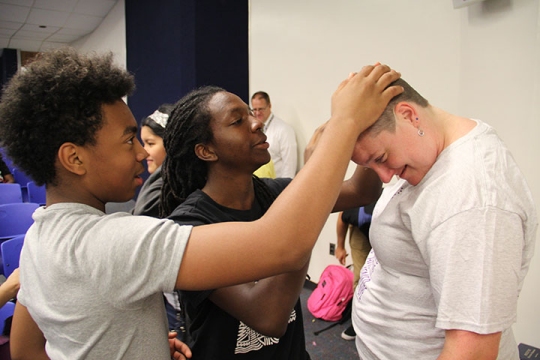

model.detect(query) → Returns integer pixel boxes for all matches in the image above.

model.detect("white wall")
[250,0,540,347]
[70,0,126,69]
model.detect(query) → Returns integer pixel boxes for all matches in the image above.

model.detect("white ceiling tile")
[14,30,50,40]
[27,8,69,27]
[57,26,89,36]
[0,0,34,6]
[73,0,116,17]
[0,28,15,36]
[0,21,23,30]
[0,0,119,49]
[33,0,77,12]
[0,37,10,49]
[21,23,59,34]
[0,4,31,23]
[47,32,79,42]
[64,13,102,32]
[8,38,44,51]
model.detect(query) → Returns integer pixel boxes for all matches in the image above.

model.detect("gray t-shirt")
[18,203,191,359]
[352,120,537,359]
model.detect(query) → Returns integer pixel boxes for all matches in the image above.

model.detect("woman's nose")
[372,165,394,183]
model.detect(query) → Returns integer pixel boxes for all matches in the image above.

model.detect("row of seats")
[0,151,28,346]
[0,183,45,206]
[1,147,44,204]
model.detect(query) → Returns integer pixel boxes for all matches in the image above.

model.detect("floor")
[300,282,359,360]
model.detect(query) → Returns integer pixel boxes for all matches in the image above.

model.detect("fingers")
[170,336,193,360]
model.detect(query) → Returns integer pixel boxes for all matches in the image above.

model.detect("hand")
[169,332,192,359]
[304,122,328,164]
[331,64,403,133]
[1,268,20,301]
[335,247,347,265]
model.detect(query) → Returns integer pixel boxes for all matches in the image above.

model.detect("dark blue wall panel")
[125,0,248,125]
[0,49,18,98]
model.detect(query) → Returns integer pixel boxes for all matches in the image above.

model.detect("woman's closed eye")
[375,154,386,164]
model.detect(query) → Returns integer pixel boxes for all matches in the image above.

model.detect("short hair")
[160,86,225,216]
[141,103,175,139]
[0,47,135,186]
[364,78,429,137]
[251,91,271,105]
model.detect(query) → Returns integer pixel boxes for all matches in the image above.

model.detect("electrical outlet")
[329,243,336,255]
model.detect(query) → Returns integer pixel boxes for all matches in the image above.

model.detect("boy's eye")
[127,136,135,145]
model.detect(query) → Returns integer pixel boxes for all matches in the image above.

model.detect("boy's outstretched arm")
[11,303,49,360]
[176,64,403,291]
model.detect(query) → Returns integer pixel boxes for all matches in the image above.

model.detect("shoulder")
[168,190,218,226]
[260,177,291,196]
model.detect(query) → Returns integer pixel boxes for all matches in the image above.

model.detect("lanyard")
[263,114,274,133]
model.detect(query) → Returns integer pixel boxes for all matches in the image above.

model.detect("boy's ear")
[57,143,87,175]
[194,143,218,162]
[394,102,419,127]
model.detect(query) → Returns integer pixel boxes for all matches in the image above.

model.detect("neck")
[426,106,476,154]
[202,169,255,210]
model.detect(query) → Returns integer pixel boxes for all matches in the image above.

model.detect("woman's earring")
[418,128,424,137]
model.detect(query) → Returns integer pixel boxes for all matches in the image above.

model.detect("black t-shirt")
[169,178,310,360]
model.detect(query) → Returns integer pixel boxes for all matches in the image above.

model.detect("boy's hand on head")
[331,64,403,132]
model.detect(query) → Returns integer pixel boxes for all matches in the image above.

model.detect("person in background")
[131,103,186,341]
[160,86,382,359]
[131,103,173,218]
[335,204,374,341]
[0,154,15,184]
[350,77,537,359]
[251,91,297,178]
[0,47,403,359]
[0,269,20,360]
[0,269,20,308]
[253,158,276,178]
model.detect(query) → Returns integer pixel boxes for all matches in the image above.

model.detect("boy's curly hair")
[0,47,135,186]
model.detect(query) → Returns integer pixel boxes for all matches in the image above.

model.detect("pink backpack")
[307,265,354,322]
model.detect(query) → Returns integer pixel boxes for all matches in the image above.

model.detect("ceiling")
[0,0,118,52]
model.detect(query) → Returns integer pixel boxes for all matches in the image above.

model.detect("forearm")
[211,258,311,337]
[438,330,501,360]
[177,65,402,290]
[0,269,20,307]
[333,166,382,211]
[336,216,348,249]
[0,292,14,308]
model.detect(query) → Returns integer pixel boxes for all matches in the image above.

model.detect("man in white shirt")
[251,91,298,178]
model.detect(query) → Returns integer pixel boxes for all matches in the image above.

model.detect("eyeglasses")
[251,107,267,113]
